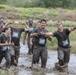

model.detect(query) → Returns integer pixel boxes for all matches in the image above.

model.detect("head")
[3,27,11,35]
[56,21,63,30]
[0,17,4,22]
[14,21,19,28]
[37,21,41,28]
[40,19,47,29]
[28,18,33,25]
[0,22,5,28]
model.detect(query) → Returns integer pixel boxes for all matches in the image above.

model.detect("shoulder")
[64,28,68,31]
[53,30,59,36]
[44,29,48,32]
[35,27,40,31]
[64,28,69,32]
[64,28,70,34]
[53,30,58,34]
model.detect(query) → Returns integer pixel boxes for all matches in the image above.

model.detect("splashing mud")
[0,43,76,75]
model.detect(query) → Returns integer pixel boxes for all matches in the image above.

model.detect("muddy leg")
[0,53,3,64]
[5,49,11,68]
[41,48,47,68]
[58,50,64,66]
[32,46,40,69]
[13,46,20,66]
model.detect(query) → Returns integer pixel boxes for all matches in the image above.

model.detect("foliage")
[0,0,76,8]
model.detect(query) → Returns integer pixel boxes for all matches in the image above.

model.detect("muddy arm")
[30,33,38,38]
[69,27,76,32]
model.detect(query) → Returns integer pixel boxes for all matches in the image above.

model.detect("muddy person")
[0,27,14,69]
[10,21,26,66]
[0,22,5,34]
[0,17,5,23]
[30,21,41,57]
[45,21,76,71]
[0,17,12,34]
[30,19,51,70]
[0,17,6,27]
[23,18,35,55]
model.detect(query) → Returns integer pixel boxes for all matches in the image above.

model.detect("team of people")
[0,17,76,72]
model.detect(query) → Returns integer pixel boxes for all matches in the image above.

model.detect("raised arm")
[69,27,76,32]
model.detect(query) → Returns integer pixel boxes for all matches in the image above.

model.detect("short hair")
[3,27,9,32]
[29,18,33,22]
[40,19,46,23]
[14,21,19,24]
[37,20,41,23]
[56,21,62,25]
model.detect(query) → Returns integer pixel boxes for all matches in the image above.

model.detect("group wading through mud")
[0,17,76,73]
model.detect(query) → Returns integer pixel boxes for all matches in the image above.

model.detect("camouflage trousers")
[0,49,11,68]
[57,47,70,66]
[10,46,20,66]
[32,45,47,68]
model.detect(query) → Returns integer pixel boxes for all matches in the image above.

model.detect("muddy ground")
[0,43,76,75]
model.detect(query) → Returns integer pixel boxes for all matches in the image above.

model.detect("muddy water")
[0,43,76,75]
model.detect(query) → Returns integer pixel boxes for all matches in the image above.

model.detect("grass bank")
[0,4,76,53]
[0,4,76,21]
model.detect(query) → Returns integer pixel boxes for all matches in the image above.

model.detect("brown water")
[0,43,76,75]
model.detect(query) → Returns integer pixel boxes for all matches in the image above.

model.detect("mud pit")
[0,43,76,75]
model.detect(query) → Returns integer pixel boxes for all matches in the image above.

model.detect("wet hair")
[56,21,62,25]
[14,21,19,24]
[37,20,41,23]
[40,19,46,23]
[3,27,9,32]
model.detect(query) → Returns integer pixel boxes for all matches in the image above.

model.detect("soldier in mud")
[36,20,41,29]
[0,22,5,34]
[30,19,52,70]
[10,21,26,66]
[30,20,41,62]
[0,23,7,34]
[0,17,6,27]
[0,27,14,69]
[23,18,35,55]
[0,17,12,34]
[45,21,76,71]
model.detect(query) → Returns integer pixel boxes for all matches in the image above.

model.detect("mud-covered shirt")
[11,27,25,46]
[0,34,10,51]
[25,25,35,40]
[32,27,48,46]
[53,28,70,48]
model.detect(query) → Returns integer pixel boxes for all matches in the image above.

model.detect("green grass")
[0,4,76,53]
[0,4,76,20]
